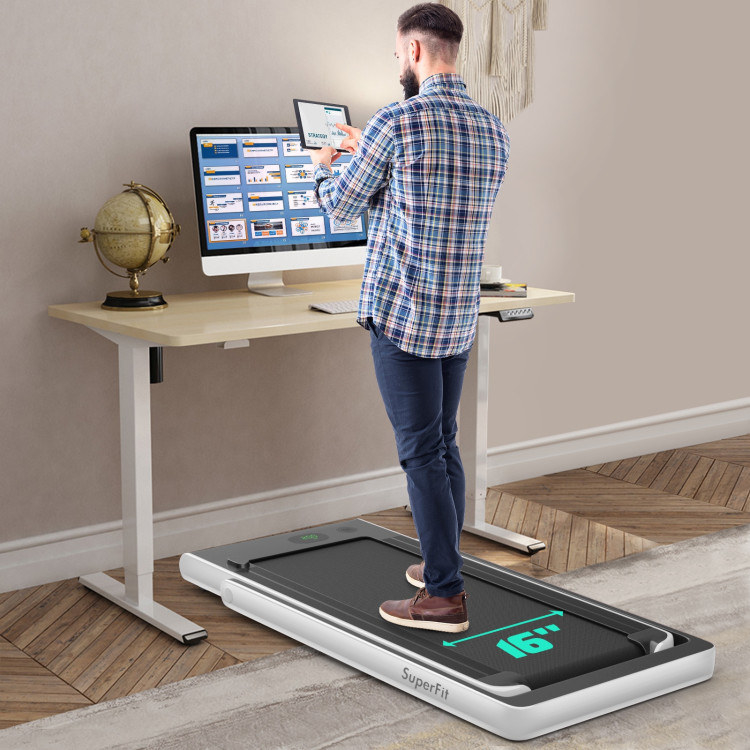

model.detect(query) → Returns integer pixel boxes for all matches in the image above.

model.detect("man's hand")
[307,146,340,167]
[336,123,362,154]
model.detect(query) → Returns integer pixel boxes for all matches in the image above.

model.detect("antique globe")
[79,182,180,310]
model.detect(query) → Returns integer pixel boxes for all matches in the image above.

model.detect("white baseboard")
[486,397,750,486]
[2,397,748,592]
[0,470,409,593]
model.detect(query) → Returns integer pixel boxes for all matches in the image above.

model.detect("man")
[308,2,509,633]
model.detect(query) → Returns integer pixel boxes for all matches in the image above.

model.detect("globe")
[80,182,180,310]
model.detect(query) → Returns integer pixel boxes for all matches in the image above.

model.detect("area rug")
[1,525,747,750]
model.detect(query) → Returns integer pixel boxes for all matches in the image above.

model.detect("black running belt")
[249,538,643,689]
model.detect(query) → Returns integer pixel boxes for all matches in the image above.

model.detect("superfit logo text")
[401,667,449,702]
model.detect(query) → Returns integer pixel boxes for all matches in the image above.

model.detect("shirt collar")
[419,73,466,94]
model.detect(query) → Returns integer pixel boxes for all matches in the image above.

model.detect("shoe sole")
[378,607,469,633]
[405,570,423,588]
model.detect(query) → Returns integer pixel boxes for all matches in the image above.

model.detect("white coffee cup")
[480,265,503,284]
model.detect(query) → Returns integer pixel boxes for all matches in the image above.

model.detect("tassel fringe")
[441,0,549,122]
[490,0,503,77]
[532,0,548,31]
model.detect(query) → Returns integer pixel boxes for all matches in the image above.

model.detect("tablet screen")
[293,99,351,151]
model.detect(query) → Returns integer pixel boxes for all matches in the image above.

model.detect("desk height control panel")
[495,308,534,322]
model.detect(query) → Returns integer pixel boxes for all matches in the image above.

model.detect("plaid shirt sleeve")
[314,110,394,222]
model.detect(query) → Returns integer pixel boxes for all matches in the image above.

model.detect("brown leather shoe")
[405,561,425,587]
[379,588,469,633]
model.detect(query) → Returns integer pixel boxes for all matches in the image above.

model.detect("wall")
[485,1,750,448]
[1,1,748,551]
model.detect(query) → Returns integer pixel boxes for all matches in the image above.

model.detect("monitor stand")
[246,271,312,297]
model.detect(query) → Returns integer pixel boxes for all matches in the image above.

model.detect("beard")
[400,66,420,100]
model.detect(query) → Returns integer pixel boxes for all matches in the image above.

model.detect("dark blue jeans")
[369,321,472,598]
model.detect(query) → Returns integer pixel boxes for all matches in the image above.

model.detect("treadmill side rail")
[180,552,228,596]
[218,577,714,742]
[220,578,530,698]
[628,627,675,654]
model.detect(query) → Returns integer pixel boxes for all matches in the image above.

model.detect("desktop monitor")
[189,126,368,295]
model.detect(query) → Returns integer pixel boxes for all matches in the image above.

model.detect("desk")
[49,280,574,642]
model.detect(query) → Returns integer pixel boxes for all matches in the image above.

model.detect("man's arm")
[308,110,394,223]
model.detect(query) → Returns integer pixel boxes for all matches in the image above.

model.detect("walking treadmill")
[180,519,714,741]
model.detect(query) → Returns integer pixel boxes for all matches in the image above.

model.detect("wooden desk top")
[48,280,575,347]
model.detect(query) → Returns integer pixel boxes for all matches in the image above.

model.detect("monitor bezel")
[189,126,368,275]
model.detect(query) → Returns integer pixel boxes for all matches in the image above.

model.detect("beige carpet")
[1,525,747,750]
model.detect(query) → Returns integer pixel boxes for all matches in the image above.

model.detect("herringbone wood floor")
[2,434,750,729]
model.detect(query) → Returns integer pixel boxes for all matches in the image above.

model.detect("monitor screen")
[189,127,367,280]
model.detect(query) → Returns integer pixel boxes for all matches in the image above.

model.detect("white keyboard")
[309,299,359,315]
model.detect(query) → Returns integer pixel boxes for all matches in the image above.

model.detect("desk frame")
[461,315,547,553]
[50,283,573,642]
[80,330,207,643]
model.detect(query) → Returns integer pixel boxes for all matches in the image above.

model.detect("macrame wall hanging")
[439,0,549,122]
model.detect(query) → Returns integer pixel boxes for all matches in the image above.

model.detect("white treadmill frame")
[179,521,715,741]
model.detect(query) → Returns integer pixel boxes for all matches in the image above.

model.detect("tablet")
[293,99,351,151]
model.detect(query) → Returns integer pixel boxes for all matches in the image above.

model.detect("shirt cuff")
[313,163,334,203]
[314,163,334,182]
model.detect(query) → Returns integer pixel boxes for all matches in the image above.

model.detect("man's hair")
[397,3,463,59]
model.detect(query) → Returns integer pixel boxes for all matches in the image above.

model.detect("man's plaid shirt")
[315,74,509,358]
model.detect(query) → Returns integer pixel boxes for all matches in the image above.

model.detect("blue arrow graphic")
[443,610,564,647]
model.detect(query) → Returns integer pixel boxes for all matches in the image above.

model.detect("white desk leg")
[460,316,546,554]
[79,333,207,644]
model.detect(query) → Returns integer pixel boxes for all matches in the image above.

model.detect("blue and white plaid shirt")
[315,74,509,358]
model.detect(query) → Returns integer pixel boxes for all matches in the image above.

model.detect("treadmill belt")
[252,538,644,689]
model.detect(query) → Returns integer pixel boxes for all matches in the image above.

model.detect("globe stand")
[102,290,167,311]
[101,271,167,311]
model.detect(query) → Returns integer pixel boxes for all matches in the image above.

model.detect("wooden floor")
[2,434,750,730]
[493,435,750,573]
